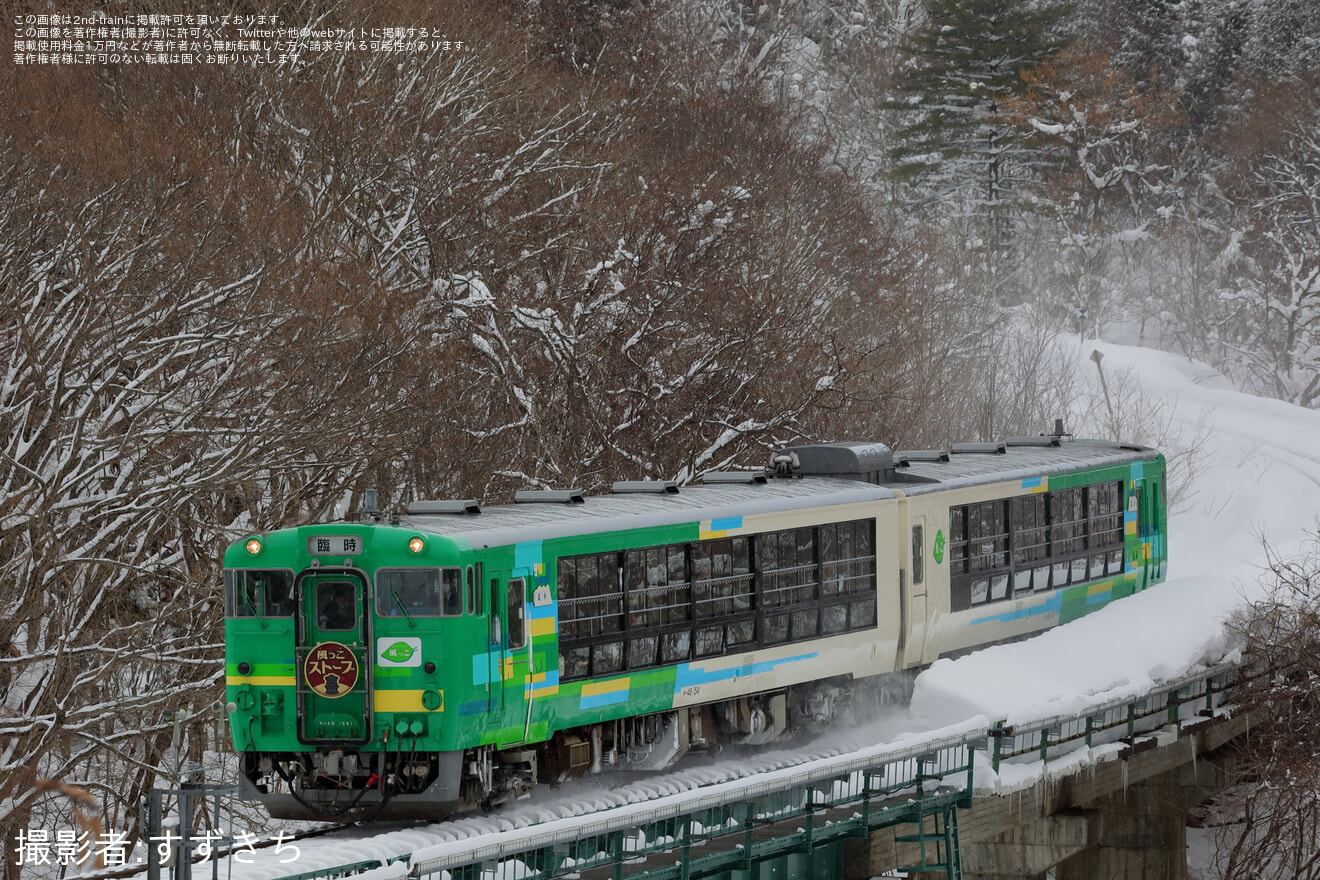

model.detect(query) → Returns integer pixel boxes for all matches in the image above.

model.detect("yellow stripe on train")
[374,690,443,712]
[580,677,630,698]
[226,676,296,687]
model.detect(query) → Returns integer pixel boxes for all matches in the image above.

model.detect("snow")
[910,575,1241,729]
[125,336,1320,879]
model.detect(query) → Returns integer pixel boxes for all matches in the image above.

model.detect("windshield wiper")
[241,587,268,629]
[390,590,415,628]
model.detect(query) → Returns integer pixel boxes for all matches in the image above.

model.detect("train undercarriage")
[240,673,913,821]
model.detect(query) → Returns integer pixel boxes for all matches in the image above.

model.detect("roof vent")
[950,442,1007,455]
[770,442,895,483]
[701,471,769,485]
[1006,436,1061,447]
[612,481,680,495]
[407,499,481,515]
[895,449,951,465]
[515,489,585,504]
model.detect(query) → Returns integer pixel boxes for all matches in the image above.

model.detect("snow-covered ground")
[116,337,1320,879]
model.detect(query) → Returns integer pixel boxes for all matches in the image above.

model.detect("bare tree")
[1207,532,1320,880]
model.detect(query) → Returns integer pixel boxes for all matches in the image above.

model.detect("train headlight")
[408,536,425,554]
[244,537,262,555]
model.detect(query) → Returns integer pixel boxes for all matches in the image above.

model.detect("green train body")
[224,437,1168,819]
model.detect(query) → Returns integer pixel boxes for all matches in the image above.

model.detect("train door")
[295,570,371,744]
[1135,477,1163,587]
[908,514,933,665]
[488,574,530,745]
[1151,477,1164,578]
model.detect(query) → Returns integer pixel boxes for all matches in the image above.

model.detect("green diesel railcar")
[224,434,1167,819]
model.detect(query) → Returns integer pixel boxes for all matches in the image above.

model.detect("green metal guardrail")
[984,659,1238,772]
[410,724,982,880]
[255,660,1241,880]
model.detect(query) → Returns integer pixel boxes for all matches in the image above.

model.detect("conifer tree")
[888,0,1071,293]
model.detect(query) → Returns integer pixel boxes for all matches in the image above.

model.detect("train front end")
[223,522,480,820]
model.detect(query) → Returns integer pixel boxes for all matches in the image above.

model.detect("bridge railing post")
[964,741,978,807]
[989,721,1008,773]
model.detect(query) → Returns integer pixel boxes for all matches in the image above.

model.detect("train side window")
[624,546,687,629]
[466,566,475,615]
[912,525,924,586]
[949,507,967,573]
[1089,481,1124,549]
[441,569,462,616]
[1011,495,1048,593]
[760,528,817,608]
[507,579,526,649]
[1050,489,1087,560]
[489,578,502,645]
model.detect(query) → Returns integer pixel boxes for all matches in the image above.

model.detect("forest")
[1,0,1317,876]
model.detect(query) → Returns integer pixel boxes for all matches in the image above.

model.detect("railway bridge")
[858,698,1248,879]
[229,659,1250,880]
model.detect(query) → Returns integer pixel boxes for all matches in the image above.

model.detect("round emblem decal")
[303,642,360,699]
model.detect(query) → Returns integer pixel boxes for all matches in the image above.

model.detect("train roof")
[397,438,1159,548]
[889,437,1157,494]
[401,477,895,548]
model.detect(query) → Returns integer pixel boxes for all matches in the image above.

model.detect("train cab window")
[266,575,295,616]
[316,581,357,630]
[376,568,461,617]
[228,572,258,618]
[225,570,294,618]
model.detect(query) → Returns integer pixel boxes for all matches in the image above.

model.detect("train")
[223,430,1167,819]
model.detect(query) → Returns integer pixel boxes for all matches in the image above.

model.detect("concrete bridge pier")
[848,714,1247,880]
[960,810,1100,879]
[1055,754,1235,880]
